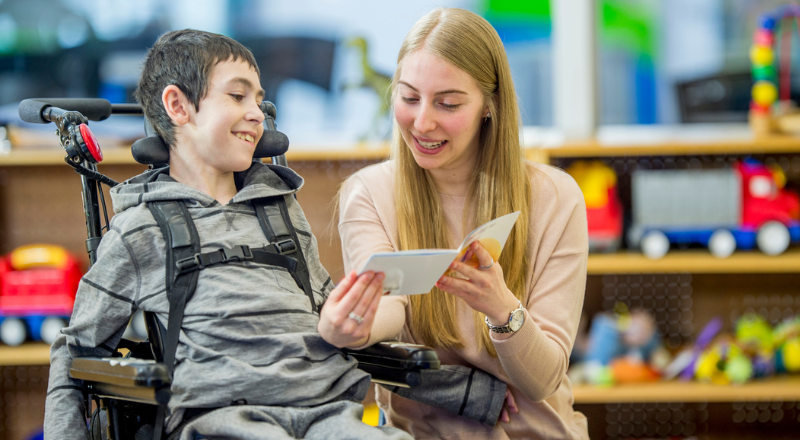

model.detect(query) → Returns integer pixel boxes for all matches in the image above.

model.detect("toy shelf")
[573,376,800,403]
[0,343,50,366]
[587,248,800,275]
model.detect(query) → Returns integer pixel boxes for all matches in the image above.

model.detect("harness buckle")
[274,239,297,255]
[176,254,203,274]
[221,245,253,262]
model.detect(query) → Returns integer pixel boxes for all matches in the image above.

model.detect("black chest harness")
[145,195,317,439]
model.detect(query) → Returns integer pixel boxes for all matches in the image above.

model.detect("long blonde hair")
[392,8,531,356]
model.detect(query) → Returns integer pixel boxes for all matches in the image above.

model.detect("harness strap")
[254,196,317,313]
[148,201,201,440]
[176,245,298,275]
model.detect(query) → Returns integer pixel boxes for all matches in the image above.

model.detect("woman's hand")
[318,270,385,348]
[498,389,519,423]
[435,241,519,325]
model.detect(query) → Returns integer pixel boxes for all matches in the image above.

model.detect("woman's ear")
[162,85,191,126]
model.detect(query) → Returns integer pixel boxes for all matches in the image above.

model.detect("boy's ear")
[162,85,192,126]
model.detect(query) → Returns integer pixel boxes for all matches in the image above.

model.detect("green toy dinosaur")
[343,36,392,141]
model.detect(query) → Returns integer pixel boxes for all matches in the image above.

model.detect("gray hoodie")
[44,163,368,439]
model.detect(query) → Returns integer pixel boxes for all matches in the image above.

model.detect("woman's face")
[394,49,487,174]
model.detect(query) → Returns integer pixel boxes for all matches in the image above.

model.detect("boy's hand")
[498,389,518,423]
[318,270,385,348]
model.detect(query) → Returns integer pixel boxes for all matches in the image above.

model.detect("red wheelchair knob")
[78,123,103,163]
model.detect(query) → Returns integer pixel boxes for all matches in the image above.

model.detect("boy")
[44,29,407,440]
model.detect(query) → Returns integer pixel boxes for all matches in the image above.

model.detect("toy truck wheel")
[40,317,68,345]
[757,221,790,256]
[709,229,736,258]
[641,230,670,259]
[0,318,27,346]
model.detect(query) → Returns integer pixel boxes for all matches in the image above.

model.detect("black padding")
[18,98,112,123]
[131,101,290,166]
[131,136,170,165]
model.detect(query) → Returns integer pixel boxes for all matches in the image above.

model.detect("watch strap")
[485,300,524,333]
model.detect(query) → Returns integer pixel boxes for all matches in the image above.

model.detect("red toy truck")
[0,245,82,345]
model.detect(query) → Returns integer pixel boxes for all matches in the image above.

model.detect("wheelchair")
[18,98,440,440]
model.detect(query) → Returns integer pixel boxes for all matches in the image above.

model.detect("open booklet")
[357,211,521,296]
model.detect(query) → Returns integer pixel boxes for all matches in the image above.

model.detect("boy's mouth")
[234,132,256,144]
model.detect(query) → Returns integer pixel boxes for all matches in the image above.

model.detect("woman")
[337,7,588,439]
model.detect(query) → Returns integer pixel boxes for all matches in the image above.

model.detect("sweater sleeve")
[44,228,140,440]
[491,171,588,402]
[380,364,507,427]
[338,170,408,347]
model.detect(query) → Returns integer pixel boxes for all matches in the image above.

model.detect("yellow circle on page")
[461,238,503,268]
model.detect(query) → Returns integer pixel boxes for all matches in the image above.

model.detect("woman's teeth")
[418,139,445,149]
[235,133,254,143]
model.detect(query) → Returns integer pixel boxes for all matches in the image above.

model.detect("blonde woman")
[338,7,589,439]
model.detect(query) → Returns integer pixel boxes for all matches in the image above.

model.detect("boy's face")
[183,59,265,174]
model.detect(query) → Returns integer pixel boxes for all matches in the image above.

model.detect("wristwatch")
[485,300,525,333]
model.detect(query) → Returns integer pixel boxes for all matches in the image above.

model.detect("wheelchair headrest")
[131,101,289,165]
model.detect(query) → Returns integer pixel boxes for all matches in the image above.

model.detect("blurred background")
[0,0,795,140]
[3,2,800,440]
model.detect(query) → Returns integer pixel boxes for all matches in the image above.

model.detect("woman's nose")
[414,104,436,134]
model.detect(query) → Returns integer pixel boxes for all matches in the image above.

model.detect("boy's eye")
[230,94,245,102]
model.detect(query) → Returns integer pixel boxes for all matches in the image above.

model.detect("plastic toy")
[571,305,667,385]
[748,5,800,135]
[0,244,82,346]
[629,158,800,259]
[694,338,754,385]
[774,316,800,373]
[662,317,723,381]
[565,161,623,252]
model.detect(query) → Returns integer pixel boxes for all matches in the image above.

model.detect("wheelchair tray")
[70,357,170,388]
[70,357,171,405]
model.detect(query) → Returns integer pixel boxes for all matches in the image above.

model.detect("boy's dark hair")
[135,29,260,147]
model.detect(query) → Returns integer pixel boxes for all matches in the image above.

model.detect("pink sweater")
[339,160,589,440]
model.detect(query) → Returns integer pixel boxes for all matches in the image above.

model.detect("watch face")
[509,309,525,332]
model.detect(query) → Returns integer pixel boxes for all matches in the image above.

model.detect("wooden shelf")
[0,144,392,166]
[587,248,800,274]
[0,343,50,366]
[573,376,800,403]
[525,124,800,159]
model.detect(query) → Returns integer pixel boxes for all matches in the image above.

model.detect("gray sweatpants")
[173,401,412,440]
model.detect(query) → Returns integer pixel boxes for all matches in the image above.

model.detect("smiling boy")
[43,29,407,440]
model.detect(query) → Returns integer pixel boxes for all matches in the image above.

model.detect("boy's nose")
[248,101,266,124]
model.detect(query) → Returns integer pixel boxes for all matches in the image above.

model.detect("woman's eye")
[441,103,461,110]
[401,96,418,104]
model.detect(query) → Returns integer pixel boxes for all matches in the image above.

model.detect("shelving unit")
[530,128,800,439]
[2,126,800,439]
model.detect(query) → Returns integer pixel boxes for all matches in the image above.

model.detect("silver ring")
[479,260,494,270]
[348,312,364,324]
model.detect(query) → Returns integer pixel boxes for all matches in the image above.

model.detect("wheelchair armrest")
[343,341,440,388]
[70,357,171,405]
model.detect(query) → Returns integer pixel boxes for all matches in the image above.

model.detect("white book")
[357,211,521,296]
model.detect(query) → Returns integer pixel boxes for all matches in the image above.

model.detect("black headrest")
[131,101,289,165]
